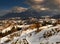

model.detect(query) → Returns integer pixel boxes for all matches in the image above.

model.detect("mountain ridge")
[0,7,60,19]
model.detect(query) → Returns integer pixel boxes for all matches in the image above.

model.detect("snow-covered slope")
[0,25,60,44]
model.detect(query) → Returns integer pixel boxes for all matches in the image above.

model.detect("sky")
[0,0,28,9]
[0,0,29,16]
[0,0,60,16]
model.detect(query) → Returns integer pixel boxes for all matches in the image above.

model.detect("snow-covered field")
[0,25,60,44]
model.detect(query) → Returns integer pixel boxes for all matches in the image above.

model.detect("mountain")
[0,25,60,44]
[52,14,60,19]
[0,7,58,19]
[11,6,28,13]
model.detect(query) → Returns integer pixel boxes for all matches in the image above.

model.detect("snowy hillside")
[0,25,60,44]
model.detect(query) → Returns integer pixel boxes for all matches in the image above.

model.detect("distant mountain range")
[0,7,60,19]
[52,14,60,19]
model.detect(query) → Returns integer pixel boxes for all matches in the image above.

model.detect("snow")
[0,37,8,43]
[48,35,60,43]
[16,25,30,28]
[0,25,60,44]
[2,26,13,33]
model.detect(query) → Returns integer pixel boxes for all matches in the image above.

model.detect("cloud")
[25,0,60,16]
[0,6,28,16]
[26,0,60,10]
[31,5,50,11]
[31,0,44,4]
[54,0,60,5]
[26,0,44,5]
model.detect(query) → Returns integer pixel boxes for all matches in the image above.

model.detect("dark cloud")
[24,0,60,15]
[0,0,60,16]
[26,0,60,9]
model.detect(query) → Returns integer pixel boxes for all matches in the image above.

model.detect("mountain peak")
[11,6,28,13]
